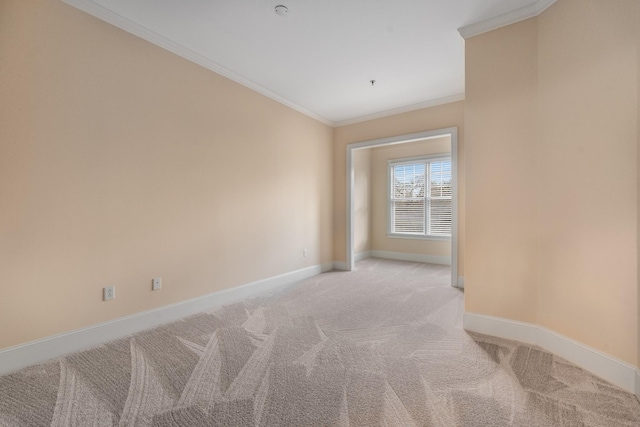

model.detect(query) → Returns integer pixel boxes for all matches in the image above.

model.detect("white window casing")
[388,155,452,240]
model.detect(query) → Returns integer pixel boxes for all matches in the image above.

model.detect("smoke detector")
[275,5,288,17]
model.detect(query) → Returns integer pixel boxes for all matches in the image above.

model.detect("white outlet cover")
[152,278,162,291]
[103,286,115,301]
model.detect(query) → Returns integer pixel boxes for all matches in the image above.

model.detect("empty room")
[1,0,639,425]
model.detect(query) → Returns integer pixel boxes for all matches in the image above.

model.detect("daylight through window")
[389,156,452,238]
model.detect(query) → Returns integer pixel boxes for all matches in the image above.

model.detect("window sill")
[387,233,451,241]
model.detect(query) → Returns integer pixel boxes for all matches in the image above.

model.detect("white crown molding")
[334,94,465,128]
[458,0,558,39]
[61,0,467,128]
[0,262,333,376]
[61,0,334,127]
[464,313,638,394]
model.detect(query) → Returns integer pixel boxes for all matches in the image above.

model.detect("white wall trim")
[458,0,557,39]
[635,368,640,400]
[0,262,333,376]
[457,276,464,289]
[370,250,450,266]
[354,251,372,262]
[333,261,348,271]
[346,127,459,288]
[61,0,333,127]
[464,313,637,394]
[335,94,465,127]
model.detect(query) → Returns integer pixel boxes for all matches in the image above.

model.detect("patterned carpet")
[1,258,639,426]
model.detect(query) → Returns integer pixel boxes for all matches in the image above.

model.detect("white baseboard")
[333,252,450,271]
[457,276,465,288]
[463,313,638,394]
[354,251,371,262]
[370,250,450,266]
[0,262,333,376]
[333,261,348,271]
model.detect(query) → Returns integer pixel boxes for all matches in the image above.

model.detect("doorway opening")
[346,128,460,288]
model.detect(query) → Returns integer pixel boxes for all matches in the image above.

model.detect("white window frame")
[387,154,452,240]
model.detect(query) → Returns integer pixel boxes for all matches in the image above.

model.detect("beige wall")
[465,0,639,365]
[465,18,539,324]
[370,137,451,258]
[333,101,465,276]
[638,0,640,369]
[5,0,635,373]
[353,148,371,255]
[537,0,638,366]
[0,0,333,350]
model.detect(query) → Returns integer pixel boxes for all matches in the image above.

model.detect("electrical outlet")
[303,249,308,258]
[152,277,162,291]
[103,286,115,301]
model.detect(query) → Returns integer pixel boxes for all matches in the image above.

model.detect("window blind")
[390,157,452,238]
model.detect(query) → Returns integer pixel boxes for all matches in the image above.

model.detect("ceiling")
[63,0,554,126]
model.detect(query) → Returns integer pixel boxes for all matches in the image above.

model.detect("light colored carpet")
[1,258,639,426]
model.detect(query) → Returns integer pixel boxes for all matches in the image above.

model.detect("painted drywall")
[465,0,639,365]
[537,0,638,366]
[353,148,371,256]
[0,0,333,350]
[638,0,640,371]
[333,101,465,276]
[370,137,451,258]
[464,18,539,324]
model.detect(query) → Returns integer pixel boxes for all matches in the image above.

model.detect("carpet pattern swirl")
[1,259,639,426]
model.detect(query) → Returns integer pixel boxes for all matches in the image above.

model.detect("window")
[389,156,452,239]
